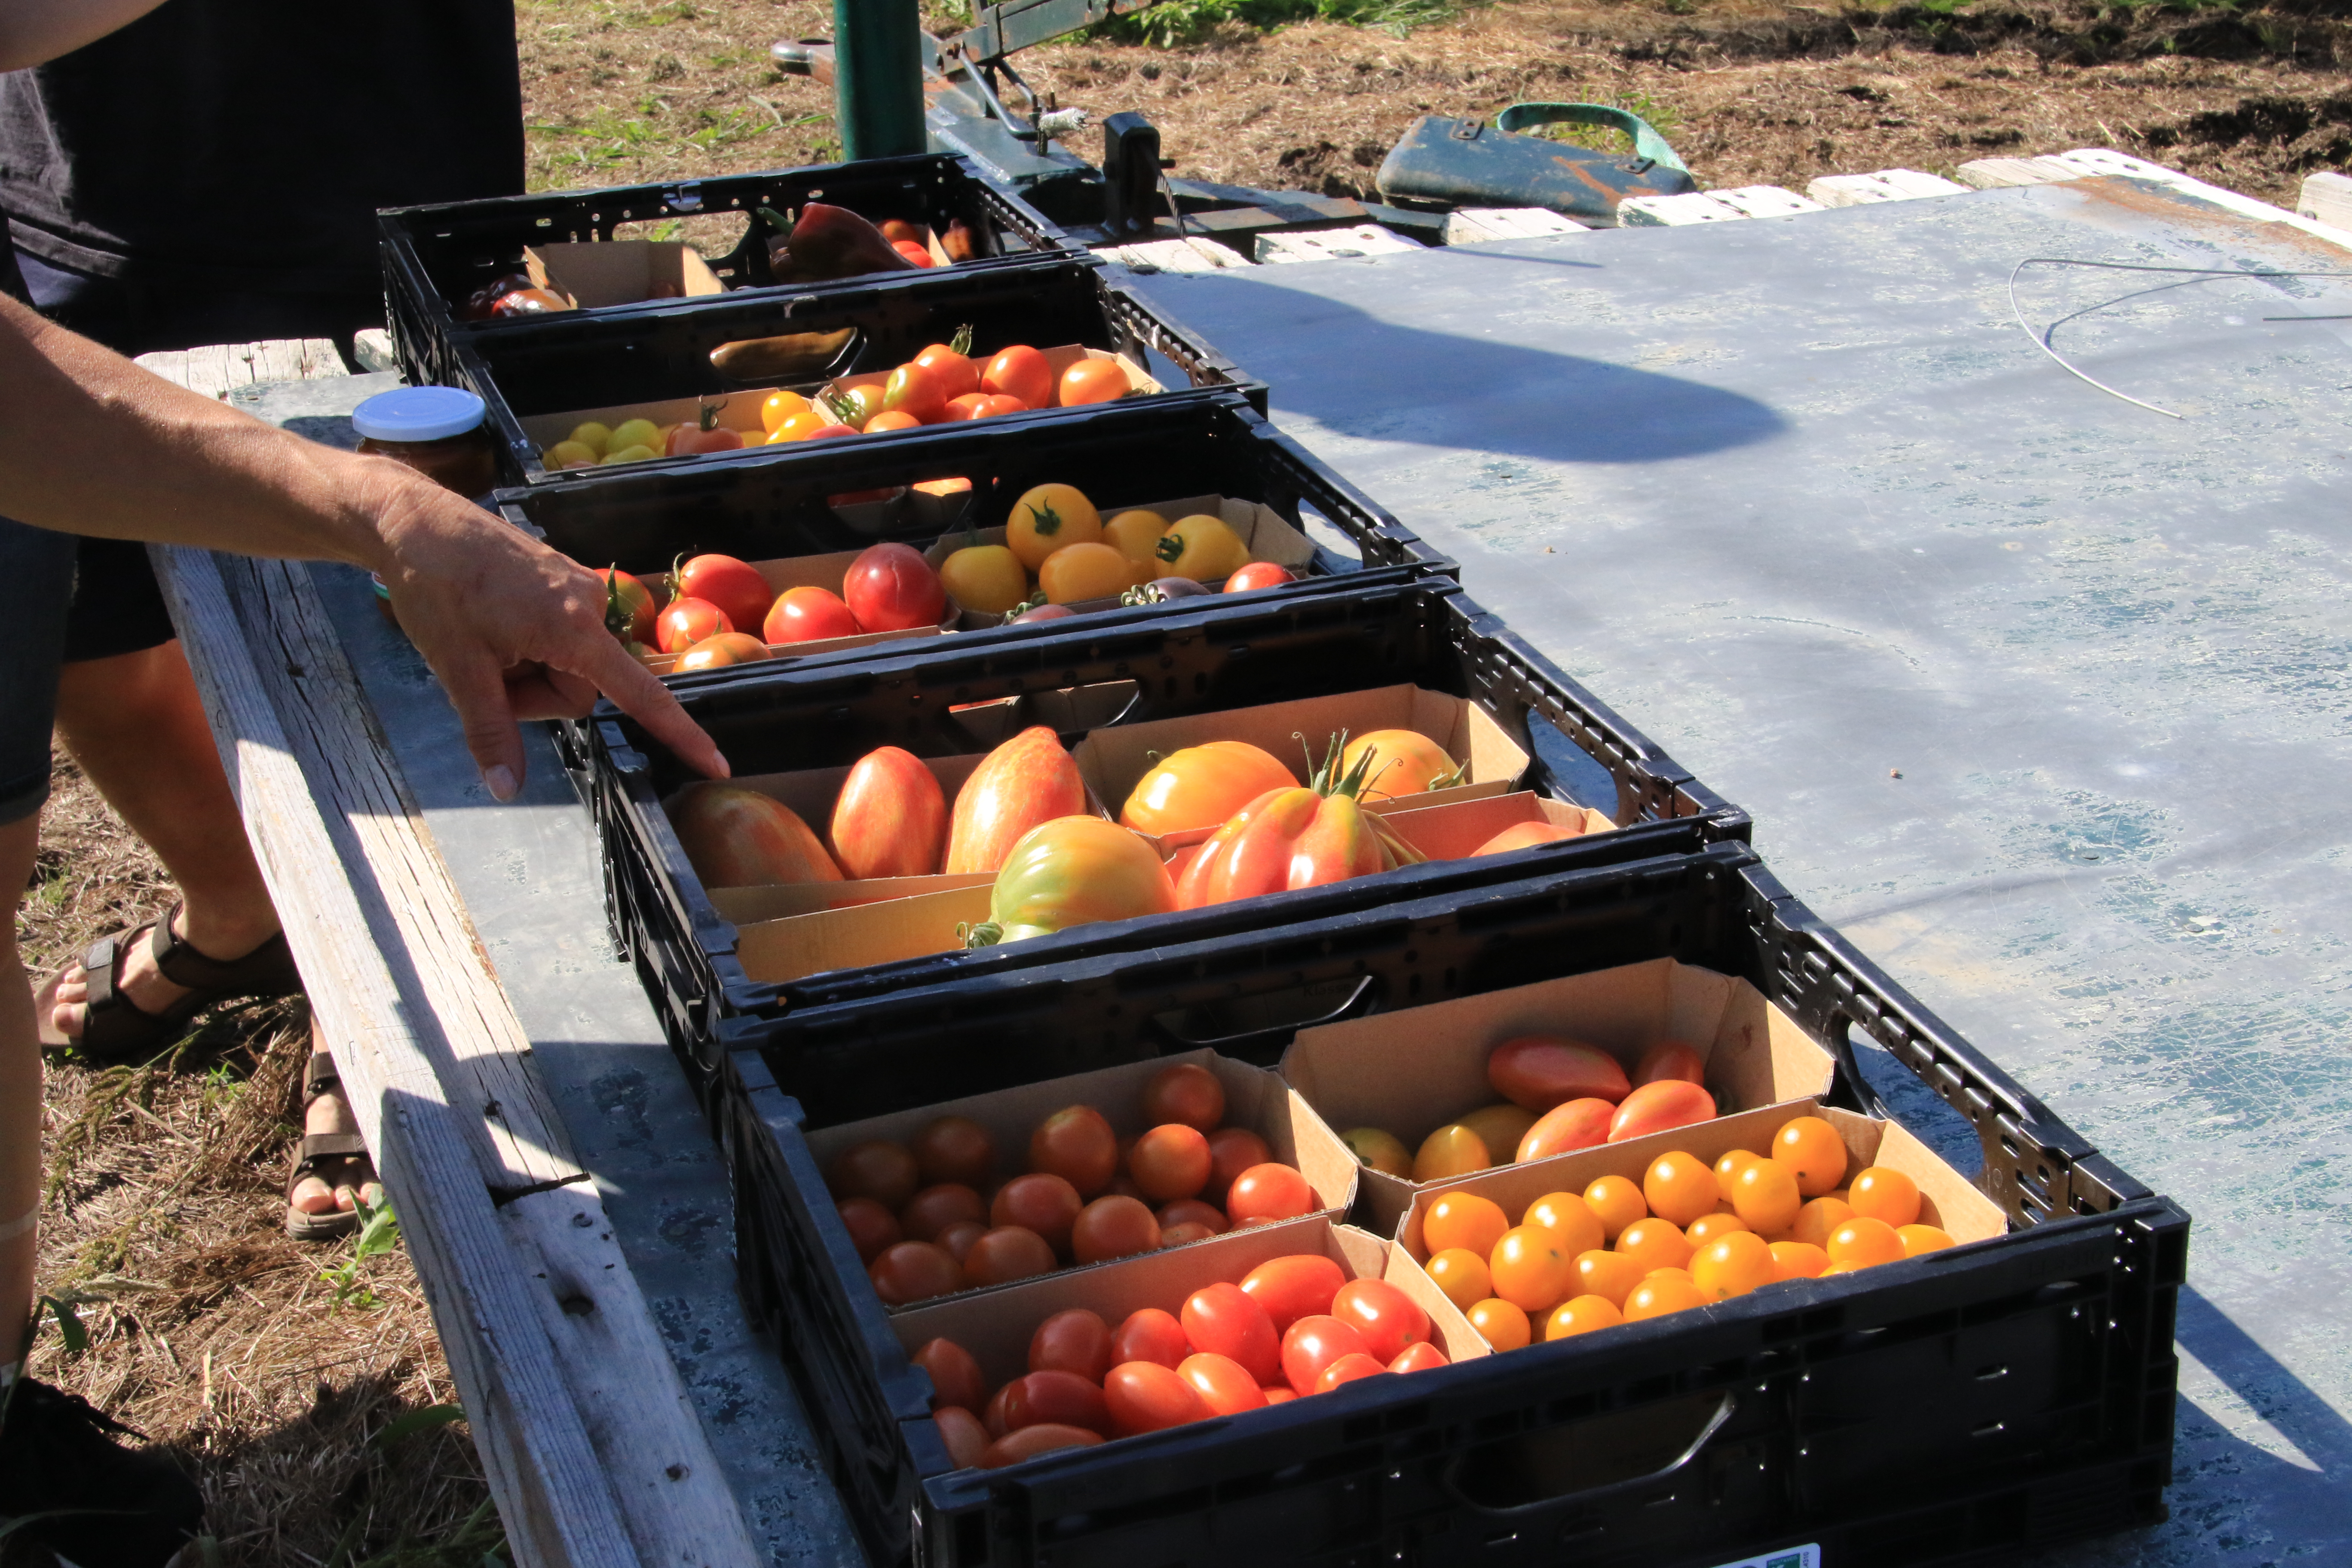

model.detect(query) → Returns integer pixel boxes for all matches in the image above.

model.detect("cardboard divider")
[885,1216,1485,1398]
[1280,959,1838,1238]
[923,493,1319,630]
[524,240,723,308]
[1374,792,1615,861]
[636,548,958,673]
[802,1049,1363,1308]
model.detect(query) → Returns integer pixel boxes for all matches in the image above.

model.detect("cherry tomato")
[1181,1283,1281,1386]
[936,1220,985,1264]
[1329,1278,1430,1363]
[1103,1361,1209,1436]
[1692,1231,1776,1300]
[1226,1164,1313,1226]
[990,1174,1082,1255]
[892,239,937,267]
[1030,1106,1119,1197]
[1769,1240,1831,1280]
[1772,1116,1850,1197]
[763,585,860,644]
[1467,1298,1531,1351]
[1204,1128,1272,1204]
[1110,1308,1191,1370]
[1238,1253,1344,1334]
[1582,1176,1648,1240]
[1424,1248,1491,1311]
[914,1337,986,1413]
[935,1406,990,1470]
[983,344,1053,409]
[673,554,773,633]
[1615,1218,1694,1273]
[1224,562,1295,593]
[1001,1369,1112,1436]
[1157,1198,1229,1235]
[884,359,950,423]
[1029,1309,1114,1382]
[1128,1124,1212,1202]
[1827,1216,1905,1268]
[760,388,813,433]
[1313,1353,1391,1394]
[655,596,732,655]
[1261,1386,1298,1406]
[1057,357,1131,407]
[1280,1316,1370,1396]
[913,1116,994,1187]
[1847,1166,1922,1228]
[1572,1248,1648,1308]
[1643,1152,1721,1227]
[1071,1195,1161,1264]
[1389,1341,1449,1373]
[913,340,980,400]
[869,1240,964,1305]
[1423,1192,1510,1258]
[1543,1295,1624,1341]
[980,1424,1101,1468]
[1730,1158,1803,1235]
[842,542,947,633]
[1141,1063,1225,1131]
[1177,1352,1267,1415]
[1490,1225,1577,1314]
[827,1139,918,1208]
[836,1197,900,1264]
[983,1381,1014,1438]
[1522,1192,1606,1258]
[964,1225,1057,1286]
[1161,1221,1216,1247]
[899,1183,986,1242]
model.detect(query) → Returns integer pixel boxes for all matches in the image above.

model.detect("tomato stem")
[949,322,974,358]
[960,921,1004,949]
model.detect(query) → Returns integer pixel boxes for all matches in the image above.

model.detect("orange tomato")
[1058,357,1132,407]
[1101,508,1169,573]
[1690,1231,1775,1300]
[1790,1195,1855,1250]
[1118,740,1295,839]
[1730,1157,1804,1235]
[884,360,951,423]
[1005,483,1103,570]
[760,389,814,431]
[1466,1298,1530,1351]
[983,344,1054,409]
[1684,1212,1751,1247]
[1614,1218,1693,1272]
[1488,1225,1577,1313]
[1571,1248,1648,1307]
[1847,1166,1922,1228]
[1771,1116,1850,1197]
[1768,1240,1830,1280]
[769,409,830,442]
[1340,729,1463,803]
[1642,1151,1720,1227]
[1582,1175,1648,1240]
[1424,1248,1491,1311]
[1424,1191,1509,1258]
[1129,1125,1211,1203]
[1038,541,1136,604]
[1623,1273,1706,1322]
[1898,1223,1956,1258]
[1520,1192,1605,1258]
[1544,1295,1624,1340]
[1713,1148,1762,1187]
[1826,1217,1905,1268]
[864,409,923,433]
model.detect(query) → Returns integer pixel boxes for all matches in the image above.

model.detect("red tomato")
[1110,1308,1191,1370]
[836,1197,900,1264]
[1224,562,1296,593]
[1029,1309,1114,1382]
[1001,1370,1112,1436]
[1280,1315,1369,1396]
[913,1337,987,1413]
[1313,1353,1391,1394]
[842,542,947,632]
[827,1140,919,1207]
[674,554,772,632]
[1177,1353,1267,1416]
[763,586,860,644]
[943,392,994,421]
[831,746,948,880]
[1070,1195,1161,1264]
[912,1115,993,1186]
[1388,1341,1450,1374]
[869,1241,964,1305]
[1634,1039,1707,1087]
[1238,1254,1344,1334]
[935,1406,990,1470]
[1057,358,1131,407]
[884,360,950,423]
[898,1184,985,1242]
[892,239,937,267]
[1030,1106,1118,1197]
[1128,1124,1212,1203]
[1140,1063,1225,1131]
[914,341,980,400]
[983,1382,1014,1439]
[977,393,1029,417]
[936,1220,985,1264]
[1487,1035,1631,1110]
[1329,1279,1431,1364]
[980,1424,1101,1468]
[595,567,658,644]
[989,1174,1082,1255]
[983,345,1053,408]
[1226,1164,1314,1226]
[963,1225,1057,1285]
[944,726,1086,876]
[665,409,744,456]
[1175,778,1402,910]
[1181,1283,1281,1386]
[1157,1198,1229,1236]
[655,596,732,655]
[1204,1128,1272,1204]
[1262,1386,1298,1406]
[1161,1221,1216,1247]
[1103,1362,1210,1436]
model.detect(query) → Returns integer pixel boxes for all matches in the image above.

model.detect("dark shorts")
[0,518,76,826]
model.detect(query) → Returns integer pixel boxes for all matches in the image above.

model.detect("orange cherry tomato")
[1029,1309,1113,1382]
[1330,1278,1431,1363]
[1390,1341,1450,1372]
[1489,1226,1577,1314]
[963,1226,1057,1286]
[869,1240,964,1305]
[1684,1212,1751,1247]
[1790,1195,1856,1250]
[1571,1248,1648,1308]
[1030,1106,1119,1197]
[1642,1152,1720,1227]
[1827,1216,1905,1268]
[1103,1361,1208,1436]
[1424,1191,1510,1258]
[983,344,1054,408]
[1847,1167,1922,1228]
[1001,1369,1112,1436]
[828,1140,919,1208]
[1623,1272,1706,1322]
[1714,1148,1762,1186]
[760,388,814,432]
[1177,1352,1268,1415]
[1280,1315,1369,1396]
[1071,1195,1161,1264]
[1467,1298,1531,1351]
[1581,1175,1648,1240]
[1730,1158,1803,1234]
[1141,1063,1225,1131]
[989,1173,1082,1255]
[836,1197,900,1264]
[769,409,830,442]
[899,1184,986,1242]
[762,586,858,645]
[1182,1283,1281,1385]
[1544,1294,1624,1340]
[1691,1231,1775,1300]
[980,1424,1101,1468]
[1521,1192,1605,1258]
[1614,1218,1694,1272]
[1238,1253,1345,1334]
[1204,1128,1272,1204]
[1058,357,1131,407]
[1424,1248,1491,1311]
[915,1337,987,1413]
[1129,1124,1212,1202]
[1768,1240,1830,1280]
[1772,1116,1850,1197]
[1226,1164,1313,1225]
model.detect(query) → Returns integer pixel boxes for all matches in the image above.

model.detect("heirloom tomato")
[963,816,1176,946]
[665,403,742,456]
[674,632,769,671]
[937,536,1029,615]
[597,567,658,646]
[913,327,980,400]
[667,783,841,888]
[1118,740,1295,839]
[655,596,731,655]
[882,360,950,424]
[830,746,947,879]
[1005,483,1102,571]
[1037,542,1134,604]
[760,389,812,433]
[672,553,773,633]
[763,586,860,645]
[1101,509,1167,573]
[983,344,1054,409]
[843,542,947,631]
[1153,514,1250,582]
[944,726,1087,874]
[1339,729,1465,803]
[1174,735,1421,910]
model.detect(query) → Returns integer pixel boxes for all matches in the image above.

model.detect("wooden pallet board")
[1807,169,1969,208]
[1443,207,1589,245]
[1254,223,1424,263]
[1092,235,1255,272]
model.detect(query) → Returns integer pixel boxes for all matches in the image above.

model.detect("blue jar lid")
[352,385,486,443]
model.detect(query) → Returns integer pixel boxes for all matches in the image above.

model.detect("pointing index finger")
[571,633,730,780]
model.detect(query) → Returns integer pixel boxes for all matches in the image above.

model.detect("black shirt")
[0,215,22,305]
[0,0,524,300]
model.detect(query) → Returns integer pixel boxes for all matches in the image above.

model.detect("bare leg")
[3,812,44,1365]
[44,640,281,1038]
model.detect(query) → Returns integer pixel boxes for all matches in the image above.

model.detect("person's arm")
[0,0,173,70]
[0,292,728,798]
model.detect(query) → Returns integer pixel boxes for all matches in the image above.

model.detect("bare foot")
[43,903,282,1044]
[291,1081,382,1217]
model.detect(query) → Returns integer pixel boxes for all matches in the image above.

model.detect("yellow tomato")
[1153,514,1250,582]
[1341,1127,1412,1179]
[542,439,600,471]
[768,409,830,443]
[760,389,814,432]
[1102,509,1169,573]
[600,444,658,465]
[938,543,1030,616]
[1413,1124,1491,1183]
[1037,541,1136,604]
[1456,1104,1537,1166]
[1006,484,1101,571]
[607,417,662,454]
[566,420,613,454]
[1340,729,1464,803]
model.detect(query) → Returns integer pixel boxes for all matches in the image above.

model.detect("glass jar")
[351,385,498,499]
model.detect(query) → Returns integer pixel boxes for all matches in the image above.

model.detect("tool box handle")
[1491,103,1688,174]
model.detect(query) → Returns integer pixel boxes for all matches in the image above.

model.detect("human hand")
[362,472,727,798]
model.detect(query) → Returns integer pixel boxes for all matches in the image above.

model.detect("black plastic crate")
[721,843,2184,1568]
[453,255,1255,484]
[591,580,1748,1103]
[380,152,1081,389]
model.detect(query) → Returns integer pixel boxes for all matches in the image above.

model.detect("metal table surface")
[1124,176,2352,1567]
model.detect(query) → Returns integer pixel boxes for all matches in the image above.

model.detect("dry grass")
[12,750,496,1568]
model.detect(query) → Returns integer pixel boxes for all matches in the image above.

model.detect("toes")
[291,1176,338,1215]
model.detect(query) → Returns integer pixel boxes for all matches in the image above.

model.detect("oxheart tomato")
[944,726,1086,874]
[964,816,1176,946]
[1180,1283,1281,1386]
[1487,1035,1632,1111]
[843,542,947,631]
[763,585,860,644]
[1173,741,1422,910]
[667,782,842,888]
[673,554,772,632]
[1238,1254,1344,1335]
[1118,740,1296,839]
[1338,729,1465,804]
[830,745,947,879]
[655,596,731,655]
[596,567,658,645]
[983,344,1054,409]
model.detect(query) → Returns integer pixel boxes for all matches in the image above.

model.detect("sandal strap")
[295,1133,371,1163]
[147,902,303,998]
[70,919,206,1063]
[303,1050,340,1100]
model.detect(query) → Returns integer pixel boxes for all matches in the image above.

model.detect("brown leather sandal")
[285,1050,380,1243]
[40,901,302,1064]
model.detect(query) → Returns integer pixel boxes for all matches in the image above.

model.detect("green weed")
[1095,0,1467,47]
[1531,91,1681,155]
[320,1198,402,1310]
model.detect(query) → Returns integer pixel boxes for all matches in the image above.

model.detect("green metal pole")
[834,0,928,160]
